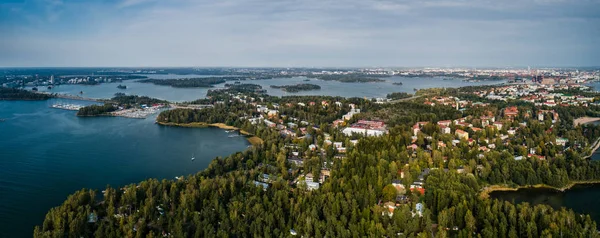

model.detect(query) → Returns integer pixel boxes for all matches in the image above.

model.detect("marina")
[50,103,84,111]
[110,106,164,119]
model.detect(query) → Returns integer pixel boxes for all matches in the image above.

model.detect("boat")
[79,91,84,94]
[32,87,38,91]
[47,85,53,89]
[117,84,127,89]
[191,154,195,161]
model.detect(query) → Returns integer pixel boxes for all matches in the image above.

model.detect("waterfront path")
[584,136,600,160]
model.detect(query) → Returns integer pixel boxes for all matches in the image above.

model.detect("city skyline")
[1,0,599,67]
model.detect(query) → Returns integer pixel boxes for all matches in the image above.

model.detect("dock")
[50,104,84,111]
[110,106,164,119]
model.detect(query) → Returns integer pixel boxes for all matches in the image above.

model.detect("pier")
[50,104,84,111]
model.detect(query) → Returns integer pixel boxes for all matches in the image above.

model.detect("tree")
[382,184,398,202]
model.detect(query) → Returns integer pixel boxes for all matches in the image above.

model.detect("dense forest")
[35,86,600,237]
[270,83,321,92]
[109,93,167,105]
[0,87,51,100]
[386,92,413,100]
[76,104,117,116]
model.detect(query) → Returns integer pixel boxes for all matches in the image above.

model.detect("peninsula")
[76,93,167,118]
[36,80,600,237]
[0,87,51,101]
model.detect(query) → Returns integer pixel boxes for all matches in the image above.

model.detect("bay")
[251,76,506,98]
[490,183,600,225]
[32,76,505,102]
[0,99,249,237]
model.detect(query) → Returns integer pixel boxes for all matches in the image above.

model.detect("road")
[385,95,424,104]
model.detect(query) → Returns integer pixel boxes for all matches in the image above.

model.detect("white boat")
[191,154,195,161]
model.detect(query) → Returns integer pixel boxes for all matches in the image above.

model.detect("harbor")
[110,106,164,119]
[50,103,84,111]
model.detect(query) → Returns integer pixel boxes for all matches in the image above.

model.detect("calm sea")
[31,76,506,101]
[0,99,249,237]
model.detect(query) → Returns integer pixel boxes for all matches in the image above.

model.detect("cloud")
[0,0,599,67]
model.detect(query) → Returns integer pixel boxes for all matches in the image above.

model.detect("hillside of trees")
[35,87,600,237]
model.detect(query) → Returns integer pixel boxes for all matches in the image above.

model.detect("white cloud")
[0,0,598,67]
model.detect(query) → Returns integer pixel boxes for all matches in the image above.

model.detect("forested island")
[307,74,386,83]
[35,82,600,237]
[0,87,51,100]
[270,83,321,92]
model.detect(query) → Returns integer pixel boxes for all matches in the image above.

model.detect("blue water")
[31,76,505,102]
[252,76,506,98]
[0,99,249,237]
[491,184,600,225]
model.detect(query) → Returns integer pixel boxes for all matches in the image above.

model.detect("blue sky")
[1,0,599,67]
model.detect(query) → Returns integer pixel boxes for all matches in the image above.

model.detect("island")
[137,78,227,88]
[269,83,321,92]
[0,87,51,100]
[392,82,403,85]
[35,81,600,237]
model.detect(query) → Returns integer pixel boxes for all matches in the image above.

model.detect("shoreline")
[480,180,600,199]
[157,121,263,146]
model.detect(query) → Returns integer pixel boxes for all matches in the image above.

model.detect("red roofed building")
[504,106,519,119]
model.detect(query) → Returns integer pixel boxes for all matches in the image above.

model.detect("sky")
[0,0,599,67]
